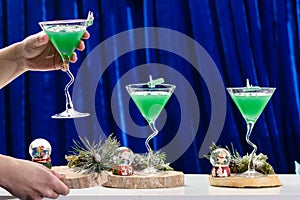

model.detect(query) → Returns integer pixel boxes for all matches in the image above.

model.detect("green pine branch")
[65,134,120,174]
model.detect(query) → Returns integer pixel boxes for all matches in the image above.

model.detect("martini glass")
[126,77,175,174]
[39,12,93,119]
[227,79,275,177]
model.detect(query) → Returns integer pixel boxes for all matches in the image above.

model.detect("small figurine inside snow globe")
[112,147,134,176]
[210,148,231,177]
[29,138,52,169]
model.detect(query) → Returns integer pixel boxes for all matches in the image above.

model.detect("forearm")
[0,155,14,189]
[0,42,27,89]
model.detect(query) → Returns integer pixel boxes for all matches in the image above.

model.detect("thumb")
[32,32,49,47]
[51,170,66,180]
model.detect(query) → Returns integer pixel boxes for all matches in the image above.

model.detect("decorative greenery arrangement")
[204,142,275,174]
[65,135,173,174]
[132,151,173,171]
[65,135,120,174]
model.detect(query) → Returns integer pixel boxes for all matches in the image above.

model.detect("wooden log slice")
[102,171,184,189]
[208,174,282,188]
[52,166,107,189]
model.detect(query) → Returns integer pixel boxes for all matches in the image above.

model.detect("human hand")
[0,156,69,200]
[17,31,90,71]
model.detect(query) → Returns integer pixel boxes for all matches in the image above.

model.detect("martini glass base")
[237,170,266,178]
[51,108,90,119]
[134,167,165,176]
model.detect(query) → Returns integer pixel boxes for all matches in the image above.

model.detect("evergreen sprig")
[132,151,173,171]
[65,134,120,174]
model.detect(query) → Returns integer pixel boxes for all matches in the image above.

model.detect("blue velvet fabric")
[0,0,299,173]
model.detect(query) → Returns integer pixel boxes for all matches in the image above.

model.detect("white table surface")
[1,174,300,200]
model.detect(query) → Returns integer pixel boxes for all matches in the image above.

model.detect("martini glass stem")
[63,59,74,111]
[245,121,257,172]
[146,121,159,169]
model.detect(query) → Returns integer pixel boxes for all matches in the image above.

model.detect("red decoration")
[211,166,230,177]
[32,157,52,169]
[112,165,133,176]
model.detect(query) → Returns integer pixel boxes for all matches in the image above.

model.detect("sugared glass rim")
[39,19,88,26]
[126,83,176,89]
[227,87,276,90]
[227,87,276,94]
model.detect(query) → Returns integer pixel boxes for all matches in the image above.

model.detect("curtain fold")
[0,0,299,173]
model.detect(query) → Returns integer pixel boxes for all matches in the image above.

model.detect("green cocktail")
[130,91,172,123]
[126,77,175,174]
[227,80,275,177]
[229,93,273,123]
[39,12,93,118]
[45,26,85,61]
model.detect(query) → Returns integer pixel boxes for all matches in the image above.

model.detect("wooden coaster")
[208,174,282,188]
[102,171,184,189]
[52,166,107,189]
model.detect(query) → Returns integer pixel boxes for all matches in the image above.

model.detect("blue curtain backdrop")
[0,0,299,174]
